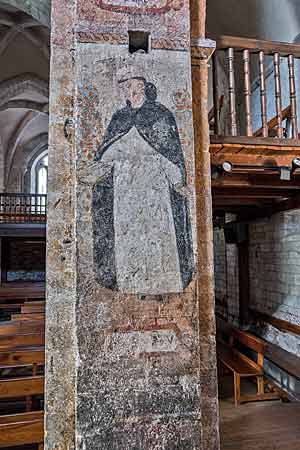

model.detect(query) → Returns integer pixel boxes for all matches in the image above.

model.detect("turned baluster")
[259,51,268,137]
[273,52,283,138]
[243,49,253,136]
[228,47,237,136]
[288,54,298,139]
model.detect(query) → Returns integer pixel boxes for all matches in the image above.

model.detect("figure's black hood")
[92,97,194,292]
[95,99,186,179]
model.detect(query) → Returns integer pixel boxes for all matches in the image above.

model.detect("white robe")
[100,127,183,295]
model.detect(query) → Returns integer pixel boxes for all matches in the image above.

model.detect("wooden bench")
[21,301,45,314]
[0,320,45,335]
[0,412,44,449]
[0,348,44,370]
[217,318,280,406]
[0,333,45,350]
[0,376,44,398]
[11,313,45,322]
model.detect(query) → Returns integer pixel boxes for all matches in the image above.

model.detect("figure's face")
[122,79,145,108]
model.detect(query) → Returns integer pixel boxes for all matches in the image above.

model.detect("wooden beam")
[210,135,300,147]
[212,174,300,190]
[212,153,300,167]
[213,187,293,198]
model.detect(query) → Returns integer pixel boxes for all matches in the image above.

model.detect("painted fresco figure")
[92,75,194,295]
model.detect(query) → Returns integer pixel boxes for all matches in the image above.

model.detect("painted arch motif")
[96,0,184,14]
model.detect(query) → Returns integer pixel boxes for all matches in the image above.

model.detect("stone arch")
[0,73,49,112]
[6,131,48,191]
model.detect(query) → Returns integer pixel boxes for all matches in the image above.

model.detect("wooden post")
[190,1,220,449]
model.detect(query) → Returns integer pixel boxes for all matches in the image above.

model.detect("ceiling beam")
[212,153,300,167]
[212,174,300,190]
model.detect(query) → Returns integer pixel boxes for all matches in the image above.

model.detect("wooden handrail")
[215,35,300,58]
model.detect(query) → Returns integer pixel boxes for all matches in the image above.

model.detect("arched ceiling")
[0,0,50,27]
[0,2,49,191]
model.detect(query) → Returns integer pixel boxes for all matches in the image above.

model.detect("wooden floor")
[219,376,300,450]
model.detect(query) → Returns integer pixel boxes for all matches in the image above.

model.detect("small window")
[30,151,48,195]
[128,31,150,54]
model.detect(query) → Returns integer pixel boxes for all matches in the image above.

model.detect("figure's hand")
[77,160,114,186]
[173,183,192,198]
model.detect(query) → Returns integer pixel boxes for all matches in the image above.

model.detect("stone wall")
[214,210,300,357]
[249,211,300,357]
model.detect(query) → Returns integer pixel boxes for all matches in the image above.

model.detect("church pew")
[0,348,44,368]
[0,417,44,448]
[216,317,280,406]
[11,313,45,322]
[21,302,45,314]
[0,334,45,350]
[0,321,44,335]
[0,376,44,399]
[0,410,43,424]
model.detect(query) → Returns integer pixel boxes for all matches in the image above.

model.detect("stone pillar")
[46,1,219,449]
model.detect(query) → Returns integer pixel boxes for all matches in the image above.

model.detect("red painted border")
[96,0,183,14]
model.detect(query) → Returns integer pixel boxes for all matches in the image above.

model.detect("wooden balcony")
[210,36,300,219]
[0,194,47,225]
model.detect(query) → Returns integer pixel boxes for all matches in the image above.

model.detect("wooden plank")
[231,328,267,354]
[212,174,300,190]
[211,153,300,167]
[217,343,262,376]
[0,411,43,424]
[0,334,44,350]
[0,376,44,398]
[215,35,300,58]
[0,348,44,367]
[11,313,45,321]
[213,187,294,198]
[0,321,45,336]
[210,135,300,147]
[21,303,45,314]
[0,419,43,447]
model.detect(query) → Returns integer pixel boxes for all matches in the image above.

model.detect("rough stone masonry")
[46,1,218,449]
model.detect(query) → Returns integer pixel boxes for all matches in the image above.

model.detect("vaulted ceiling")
[0,1,50,191]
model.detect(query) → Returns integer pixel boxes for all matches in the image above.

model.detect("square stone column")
[46,1,219,449]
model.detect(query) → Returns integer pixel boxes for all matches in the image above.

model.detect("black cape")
[92,99,195,292]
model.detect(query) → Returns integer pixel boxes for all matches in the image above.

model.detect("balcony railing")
[0,193,47,224]
[210,35,300,144]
